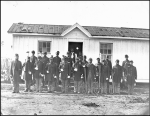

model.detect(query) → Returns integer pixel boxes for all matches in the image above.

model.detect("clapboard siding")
[12,28,149,81]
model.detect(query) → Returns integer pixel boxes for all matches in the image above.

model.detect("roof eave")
[91,35,149,40]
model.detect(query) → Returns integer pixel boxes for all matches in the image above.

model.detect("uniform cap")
[97,58,100,60]
[116,59,119,63]
[32,50,35,54]
[15,54,19,57]
[125,54,129,58]
[56,51,60,54]
[89,58,92,61]
[130,60,133,63]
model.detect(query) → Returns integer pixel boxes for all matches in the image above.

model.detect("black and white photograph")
[1,1,149,115]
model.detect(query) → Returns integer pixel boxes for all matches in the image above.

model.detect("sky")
[1,1,149,57]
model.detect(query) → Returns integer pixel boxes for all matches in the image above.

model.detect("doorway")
[68,42,83,57]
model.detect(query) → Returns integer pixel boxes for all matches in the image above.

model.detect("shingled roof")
[8,23,149,38]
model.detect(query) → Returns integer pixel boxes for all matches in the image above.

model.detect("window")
[100,43,113,62]
[38,41,51,53]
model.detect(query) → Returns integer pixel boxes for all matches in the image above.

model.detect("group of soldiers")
[10,50,137,95]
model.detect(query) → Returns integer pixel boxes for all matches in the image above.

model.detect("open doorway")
[68,42,83,57]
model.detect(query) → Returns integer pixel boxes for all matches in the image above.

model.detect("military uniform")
[106,59,112,93]
[95,62,103,93]
[87,63,96,94]
[81,60,88,93]
[53,56,61,87]
[10,59,22,93]
[73,61,83,93]
[30,55,37,85]
[59,59,71,93]
[101,64,109,94]
[112,64,123,94]
[126,64,137,95]
[23,58,32,92]
[45,61,57,92]
[34,59,43,92]
[41,56,49,86]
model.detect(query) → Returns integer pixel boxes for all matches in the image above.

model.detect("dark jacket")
[122,59,130,73]
[87,63,96,81]
[73,62,83,81]
[41,56,49,74]
[45,62,57,82]
[23,61,32,81]
[81,60,88,82]
[95,62,103,77]
[112,64,123,83]
[126,65,137,85]
[30,55,37,74]
[59,62,71,81]
[10,60,22,82]
[101,64,109,83]
[106,59,112,76]
[34,60,43,79]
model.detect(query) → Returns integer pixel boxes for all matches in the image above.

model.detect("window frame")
[99,42,113,62]
[38,41,51,54]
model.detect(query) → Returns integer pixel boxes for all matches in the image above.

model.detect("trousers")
[74,81,82,93]
[101,82,107,94]
[128,84,134,94]
[61,80,68,93]
[113,82,120,94]
[13,79,19,92]
[35,78,42,92]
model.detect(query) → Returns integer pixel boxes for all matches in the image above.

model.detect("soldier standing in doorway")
[10,54,22,93]
[70,48,76,64]
[53,51,61,88]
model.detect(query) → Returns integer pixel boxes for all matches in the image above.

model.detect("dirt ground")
[1,83,149,115]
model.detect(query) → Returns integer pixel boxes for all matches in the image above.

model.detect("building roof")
[8,23,149,38]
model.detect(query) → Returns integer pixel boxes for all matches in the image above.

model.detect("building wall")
[12,28,149,82]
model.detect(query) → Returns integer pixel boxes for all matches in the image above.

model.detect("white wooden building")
[8,23,149,83]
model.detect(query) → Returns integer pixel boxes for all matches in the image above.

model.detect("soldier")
[101,60,109,94]
[73,57,83,93]
[95,58,103,94]
[106,55,112,93]
[78,52,83,63]
[121,54,130,89]
[53,51,61,88]
[70,48,76,64]
[41,52,49,87]
[10,54,22,93]
[126,60,137,95]
[59,57,71,93]
[45,57,57,93]
[112,59,123,94]
[23,57,32,92]
[30,50,37,87]
[81,55,88,93]
[87,58,96,94]
[34,56,44,92]
[66,51,73,89]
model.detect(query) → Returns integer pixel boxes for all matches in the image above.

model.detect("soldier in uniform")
[95,58,103,94]
[106,55,112,93]
[30,50,37,87]
[121,54,130,89]
[41,52,49,87]
[66,51,73,89]
[81,55,88,93]
[45,57,57,93]
[112,59,123,94]
[101,60,110,94]
[34,56,43,92]
[53,51,61,88]
[23,57,32,92]
[70,48,76,64]
[73,57,83,93]
[59,57,71,93]
[10,54,22,93]
[87,58,96,94]
[126,60,137,95]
